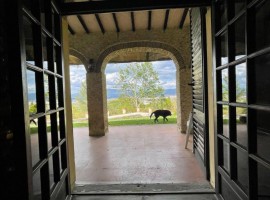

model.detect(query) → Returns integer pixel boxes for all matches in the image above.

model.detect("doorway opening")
[66,7,213,194]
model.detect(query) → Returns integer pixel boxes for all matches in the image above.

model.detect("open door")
[1,0,69,199]
[213,0,270,199]
[190,7,210,179]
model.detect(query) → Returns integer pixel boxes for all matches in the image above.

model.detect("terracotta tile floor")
[74,124,207,184]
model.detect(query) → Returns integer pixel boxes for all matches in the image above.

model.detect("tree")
[72,80,88,119]
[115,62,164,110]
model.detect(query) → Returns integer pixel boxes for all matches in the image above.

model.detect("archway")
[86,41,192,135]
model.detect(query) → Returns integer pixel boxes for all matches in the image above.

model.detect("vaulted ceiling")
[67,8,190,35]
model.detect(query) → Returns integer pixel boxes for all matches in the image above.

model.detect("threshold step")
[71,193,217,200]
[73,183,214,195]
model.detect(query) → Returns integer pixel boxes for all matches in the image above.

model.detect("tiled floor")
[74,124,207,185]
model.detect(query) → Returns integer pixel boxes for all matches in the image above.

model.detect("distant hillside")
[28,88,176,102]
[105,88,176,99]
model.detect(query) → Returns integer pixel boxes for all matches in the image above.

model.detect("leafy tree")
[115,62,164,110]
[29,102,37,114]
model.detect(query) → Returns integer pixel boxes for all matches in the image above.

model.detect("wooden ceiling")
[67,8,190,35]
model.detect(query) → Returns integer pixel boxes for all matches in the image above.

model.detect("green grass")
[30,115,177,133]
[109,116,177,126]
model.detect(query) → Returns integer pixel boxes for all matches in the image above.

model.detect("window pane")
[223,141,230,173]
[27,70,37,115]
[23,17,35,65]
[44,75,50,111]
[254,1,270,51]
[222,68,229,101]
[258,163,270,199]
[234,15,245,60]
[235,63,247,103]
[222,105,229,138]
[236,148,248,193]
[33,171,42,200]
[255,110,270,163]
[220,33,229,65]
[236,107,247,148]
[252,53,270,105]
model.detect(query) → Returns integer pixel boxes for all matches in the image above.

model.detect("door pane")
[236,148,248,193]
[235,63,247,103]
[30,120,39,167]
[27,70,37,115]
[49,155,55,189]
[42,34,48,69]
[255,110,270,163]
[23,17,35,65]
[223,140,230,173]
[236,107,247,148]
[47,116,52,151]
[33,170,42,200]
[55,77,59,108]
[44,75,50,111]
[222,68,229,101]
[233,15,245,60]
[222,105,229,138]
[254,1,270,51]
[252,53,270,105]
[217,0,227,30]
[258,163,270,199]
[234,0,245,16]
[220,33,229,65]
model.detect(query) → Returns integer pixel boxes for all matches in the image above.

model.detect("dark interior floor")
[71,194,217,200]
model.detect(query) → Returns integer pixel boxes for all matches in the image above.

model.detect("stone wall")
[69,27,191,68]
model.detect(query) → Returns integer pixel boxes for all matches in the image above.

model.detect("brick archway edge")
[95,41,187,73]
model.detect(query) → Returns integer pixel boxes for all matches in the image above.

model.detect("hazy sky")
[69,60,177,95]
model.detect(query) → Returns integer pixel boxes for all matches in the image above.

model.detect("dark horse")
[150,110,172,123]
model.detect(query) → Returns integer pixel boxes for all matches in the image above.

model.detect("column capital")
[86,59,98,73]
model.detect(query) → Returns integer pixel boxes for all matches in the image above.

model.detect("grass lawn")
[109,115,177,126]
[30,115,177,133]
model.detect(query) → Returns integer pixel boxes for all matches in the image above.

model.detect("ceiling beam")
[68,24,75,35]
[112,13,120,33]
[95,14,105,34]
[148,11,152,31]
[179,8,189,29]
[77,15,90,34]
[163,9,170,31]
[60,0,211,15]
[131,12,135,32]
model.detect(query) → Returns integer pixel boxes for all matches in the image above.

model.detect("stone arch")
[95,41,187,73]
[69,48,89,71]
[86,41,191,134]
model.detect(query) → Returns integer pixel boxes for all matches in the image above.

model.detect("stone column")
[86,70,108,136]
[179,67,192,133]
